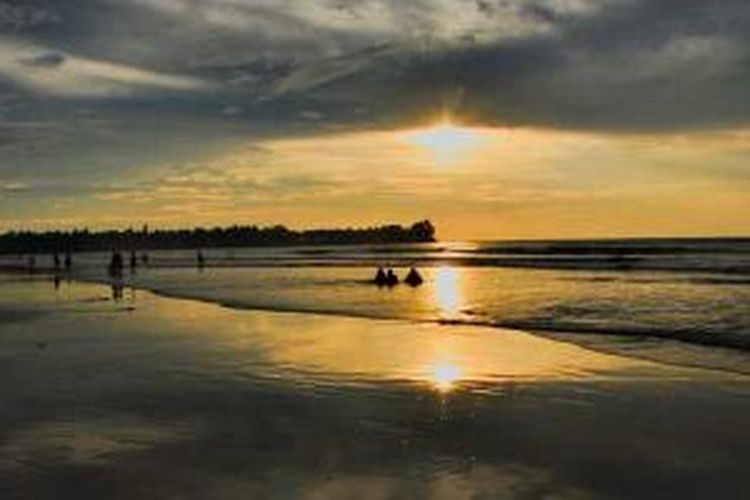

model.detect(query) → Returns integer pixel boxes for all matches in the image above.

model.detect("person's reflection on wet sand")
[111,282,124,302]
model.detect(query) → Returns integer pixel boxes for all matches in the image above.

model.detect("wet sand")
[1,277,750,499]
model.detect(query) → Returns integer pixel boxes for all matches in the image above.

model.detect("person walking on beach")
[64,252,72,271]
[108,251,124,278]
[197,250,205,270]
[130,250,137,273]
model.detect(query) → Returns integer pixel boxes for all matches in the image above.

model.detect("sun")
[402,120,487,166]
[429,362,462,393]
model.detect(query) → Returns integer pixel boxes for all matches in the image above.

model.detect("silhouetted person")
[374,267,387,287]
[53,274,61,290]
[108,251,124,278]
[141,253,149,266]
[64,252,72,271]
[53,253,61,270]
[404,267,424,287]
[385,268,399,287]
[129,250,137,273]
[197,250,205,270]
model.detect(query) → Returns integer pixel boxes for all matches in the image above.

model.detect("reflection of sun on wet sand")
[2,276,750,499]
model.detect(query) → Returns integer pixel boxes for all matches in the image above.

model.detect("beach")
[4,0,750,496]
[2,274,750,499]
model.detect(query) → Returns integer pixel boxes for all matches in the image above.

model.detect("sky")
[1,0,749,239]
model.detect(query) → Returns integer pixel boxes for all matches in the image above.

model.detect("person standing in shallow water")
[196,250,205,270]
[108,251,124,278]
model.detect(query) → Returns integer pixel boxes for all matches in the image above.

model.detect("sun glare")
[429,362,463,393]
[402,121,488,165]
[433,266,462,318]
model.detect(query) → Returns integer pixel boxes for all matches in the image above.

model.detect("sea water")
[2,239,749,356]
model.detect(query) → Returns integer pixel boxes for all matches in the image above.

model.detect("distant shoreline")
[0,220,436,255]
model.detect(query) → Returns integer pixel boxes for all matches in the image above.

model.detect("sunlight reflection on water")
[432,266,463,319]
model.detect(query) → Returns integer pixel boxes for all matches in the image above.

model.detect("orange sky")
[7,122,746,240]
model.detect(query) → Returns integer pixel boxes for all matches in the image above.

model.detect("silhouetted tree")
[0,220,437,255]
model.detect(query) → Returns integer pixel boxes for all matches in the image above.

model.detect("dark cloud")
[0,1,60,31]
[2,0,748,132]
[267,0,750,132]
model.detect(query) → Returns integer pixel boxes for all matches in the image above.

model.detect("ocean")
[3,238,749,360]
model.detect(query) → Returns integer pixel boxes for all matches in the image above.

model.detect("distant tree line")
[0,220,436,254]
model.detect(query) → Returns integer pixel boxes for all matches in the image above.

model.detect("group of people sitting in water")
[374,266,424,287]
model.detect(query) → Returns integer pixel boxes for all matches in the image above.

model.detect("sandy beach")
[1,274,749,499]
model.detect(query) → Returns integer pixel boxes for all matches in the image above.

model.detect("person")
[64,252,72,271]
[130,250,137,273]
[196,250,205,269]
[385,268,399,287]
[404,267,424,287]
[108,251,124,278]
[141,252,149,266]
[374,267,387,287]
[53,253,61,270]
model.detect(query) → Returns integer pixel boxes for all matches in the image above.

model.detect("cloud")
[2,0,750,235]
[17,51,65,67]
[2,0,749,132]
[0,2,60,31]
[1,181,30,193]
[0,39,210,98]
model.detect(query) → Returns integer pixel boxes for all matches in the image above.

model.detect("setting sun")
[402,121,489,165]
[429,362,463,393]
